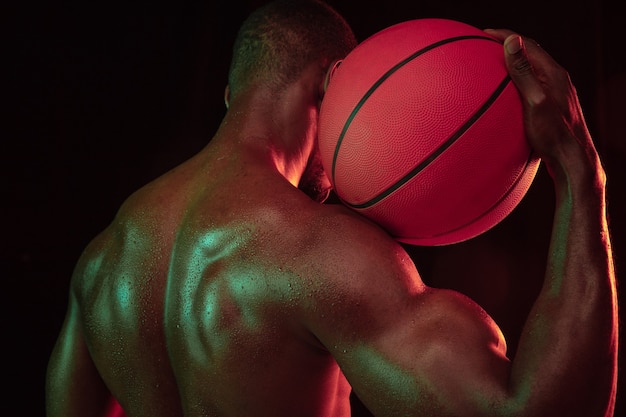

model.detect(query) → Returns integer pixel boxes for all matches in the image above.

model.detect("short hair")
[227,0,357,99]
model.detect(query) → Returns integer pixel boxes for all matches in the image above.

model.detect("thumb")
[503,34,546,106]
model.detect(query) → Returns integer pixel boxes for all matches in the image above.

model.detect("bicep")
[46,292,116,417]
[327,287,513,417]
[306,218,513,416]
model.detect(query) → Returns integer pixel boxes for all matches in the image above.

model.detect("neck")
[217,86,318,187]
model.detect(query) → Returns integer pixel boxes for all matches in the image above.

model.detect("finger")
[503,34,547,106]
[483,28,516,42]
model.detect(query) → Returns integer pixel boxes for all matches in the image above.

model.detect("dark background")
[6,0,625,415]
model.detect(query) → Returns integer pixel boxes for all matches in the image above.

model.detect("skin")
[46,28,618,417]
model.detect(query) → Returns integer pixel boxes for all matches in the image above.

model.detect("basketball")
[318,18,540,246]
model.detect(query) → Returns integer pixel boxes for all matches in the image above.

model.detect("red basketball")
[318,18,539,246]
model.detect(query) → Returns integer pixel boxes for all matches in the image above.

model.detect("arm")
[46,290,123,417]
[485,29,618,416]
[310,31,617,417]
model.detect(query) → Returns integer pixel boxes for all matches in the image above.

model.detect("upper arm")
[346,290,510,417]
[306,224,513,416]
[375,289,510,416]
[46,290,119,417]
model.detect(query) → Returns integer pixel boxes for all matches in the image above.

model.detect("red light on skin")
[105,398,126,417]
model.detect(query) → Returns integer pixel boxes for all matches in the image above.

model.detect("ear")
[320,59,343,97]
[224,85,231,109]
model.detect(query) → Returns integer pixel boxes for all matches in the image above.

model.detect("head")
[226,0,357,202]
[227,0,357,103]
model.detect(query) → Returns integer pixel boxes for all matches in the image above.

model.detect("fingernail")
[505,35,523,55]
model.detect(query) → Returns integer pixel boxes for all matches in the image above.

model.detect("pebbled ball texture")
[319,18,539,245]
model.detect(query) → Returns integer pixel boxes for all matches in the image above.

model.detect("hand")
[485,29,602,181]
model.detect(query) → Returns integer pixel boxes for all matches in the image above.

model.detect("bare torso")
[52,23,619,417]
[73,143,352,417]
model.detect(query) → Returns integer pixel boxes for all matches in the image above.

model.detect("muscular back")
[51,139,514,417]
[72,160,191,416]
[70,147,352,417]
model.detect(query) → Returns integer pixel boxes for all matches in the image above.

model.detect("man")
[46,0,618,416]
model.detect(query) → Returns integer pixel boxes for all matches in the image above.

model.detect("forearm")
[508,152,618,416]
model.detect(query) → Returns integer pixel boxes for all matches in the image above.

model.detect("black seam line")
[395,150,536,242]
[331,35,501,183]
[345,74,512,209]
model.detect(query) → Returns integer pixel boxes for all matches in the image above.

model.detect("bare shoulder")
[305,202,423,290]
[70,174,180,301]
[307,201,506,342]
[294,201,426,332]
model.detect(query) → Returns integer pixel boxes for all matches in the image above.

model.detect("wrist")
[540,132,606,197]
[548,158,606,208]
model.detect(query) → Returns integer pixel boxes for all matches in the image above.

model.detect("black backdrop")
[6,0,625,415]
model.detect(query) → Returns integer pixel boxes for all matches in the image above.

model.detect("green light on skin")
[171,227,256,362]
[226,273,262,330]
[88,222,152,330]
[167,223,308,363]
[115,277,133,311]
[186,230,239,358]
[87,274,138,332]
[547,194,573,296]
[349,343,419,413]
